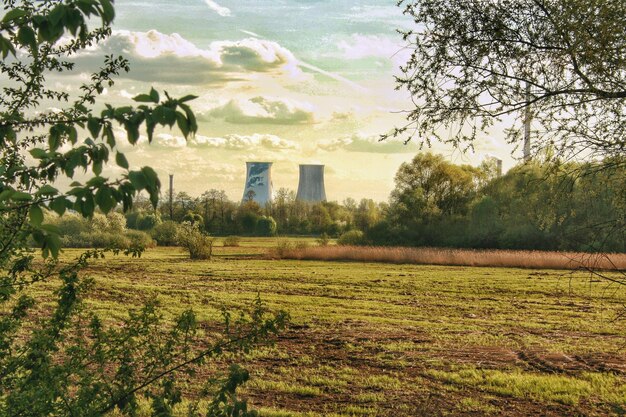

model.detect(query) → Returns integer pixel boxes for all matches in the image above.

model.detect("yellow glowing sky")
[49,1,520,201]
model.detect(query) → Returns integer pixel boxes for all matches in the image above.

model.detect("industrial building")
[296,164,327,203]
[241,162,273,206]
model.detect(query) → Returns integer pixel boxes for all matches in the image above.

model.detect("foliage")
[316,233,331,246]
[393,0,626,160]
[0,1,286,415]
[372,154,626,252]
[0,250,288,416]
[182,210,203,226]
[151,220,180,246]
[177,222,215,260]
[255,216,277,237]
[337,230,366,246]
[222,236,242,247]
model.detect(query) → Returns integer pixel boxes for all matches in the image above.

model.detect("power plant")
[242,162,273,206]
[296,164,327,203]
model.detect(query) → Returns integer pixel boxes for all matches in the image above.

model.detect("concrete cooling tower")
[242,162,273,206]
[296,164,327,202]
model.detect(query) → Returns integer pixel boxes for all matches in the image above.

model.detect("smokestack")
[242,162,273,206]
[523,82,532,162]
[495,158,503,177]
[296,164,327,203]
[169,174,174,220]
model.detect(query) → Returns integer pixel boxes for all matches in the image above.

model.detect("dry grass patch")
[275,246,626,271]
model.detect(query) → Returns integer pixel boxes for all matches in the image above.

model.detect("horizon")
[53,0,521,201]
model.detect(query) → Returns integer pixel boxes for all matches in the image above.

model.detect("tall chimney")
[169,174,174,220]
[296,164,327,203]
[523,82,532,162]
[242,162,273,206]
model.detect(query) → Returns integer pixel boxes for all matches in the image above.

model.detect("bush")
[316,233,331,246]
[177,222,214,260]
[338,230,366,246]
[223,236,242,247]
[126,230,157,249]
[151,221,180,246]
[274,239,293,257]
[256,216,277,237]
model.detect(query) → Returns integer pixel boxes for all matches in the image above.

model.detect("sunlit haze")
[54,0,519,201]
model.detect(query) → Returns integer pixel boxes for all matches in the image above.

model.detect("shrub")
[294,240,311,250]
[126,230,157,249]
[151,221,180,246]
[256,216,277,237]
[177,222,214,260]
[316,233,331,246]
[274,239,293,257]
[223,236,242,247]
[338,230,366,246]
[182,211,203,226]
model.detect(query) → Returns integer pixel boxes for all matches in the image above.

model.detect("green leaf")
[68,126,78,144]
[116,152,129,169]
[0,189,14,202]
[95,186,115,213]
[128,171,147,190]
[93,160,103,176]
[37,185,58,196]
[47,4,66,26]
[17,26,37,51]
[133,94,153,103]
[100,0,115,22]
[149,87,160,103]
[104,125,115,148]
[178,95,198,103]
[40,224,61,235]
[2,8,28,23]
[0,35,17,59]
[29,148,47,159]
[176,112,190,138]
[12,192,32,201]
[49,197,68,216]
[44,232,61,258]
[87,117,101,139]
[29,205,44,226]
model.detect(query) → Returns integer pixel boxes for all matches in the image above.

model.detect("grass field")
[48,240,626,416]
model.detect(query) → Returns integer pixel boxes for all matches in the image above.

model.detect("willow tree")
[392,0,626,161]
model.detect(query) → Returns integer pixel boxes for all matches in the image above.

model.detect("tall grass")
[274,245,626,271]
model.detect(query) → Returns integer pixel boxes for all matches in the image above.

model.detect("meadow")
[51,239,626,416]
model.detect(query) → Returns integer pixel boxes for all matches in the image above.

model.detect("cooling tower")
[242,162,273,206]
[296,164,327,202]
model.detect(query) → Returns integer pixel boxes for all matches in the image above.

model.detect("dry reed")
[275,245,626,271]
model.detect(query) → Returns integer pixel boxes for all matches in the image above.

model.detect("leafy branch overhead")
[392,0,626,160]
[0,0,198,258]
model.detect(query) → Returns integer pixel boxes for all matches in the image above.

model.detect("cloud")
[118,132,300,152]
[206,96,316,125]
[71,30,304,85]
[317,134,418,154]
[337,34,401,60]
[204,0,231,17]
[192,133,300,151]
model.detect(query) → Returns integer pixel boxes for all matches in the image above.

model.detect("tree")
[0,1,286,415]
[393,0,626,161]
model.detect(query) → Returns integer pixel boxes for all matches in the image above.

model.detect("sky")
[52,0,519,202]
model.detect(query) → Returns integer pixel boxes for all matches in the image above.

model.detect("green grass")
[48,243,626,416]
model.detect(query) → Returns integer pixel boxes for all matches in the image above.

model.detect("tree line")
[114,153,625,253]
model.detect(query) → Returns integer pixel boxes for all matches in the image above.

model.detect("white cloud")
[338,34,400,60]
[317,134,418,154]
[206,96,316,125]
[204,0,231,17]
[192,133,300,151]
[117,131,299,152]
[70,30,305,85]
